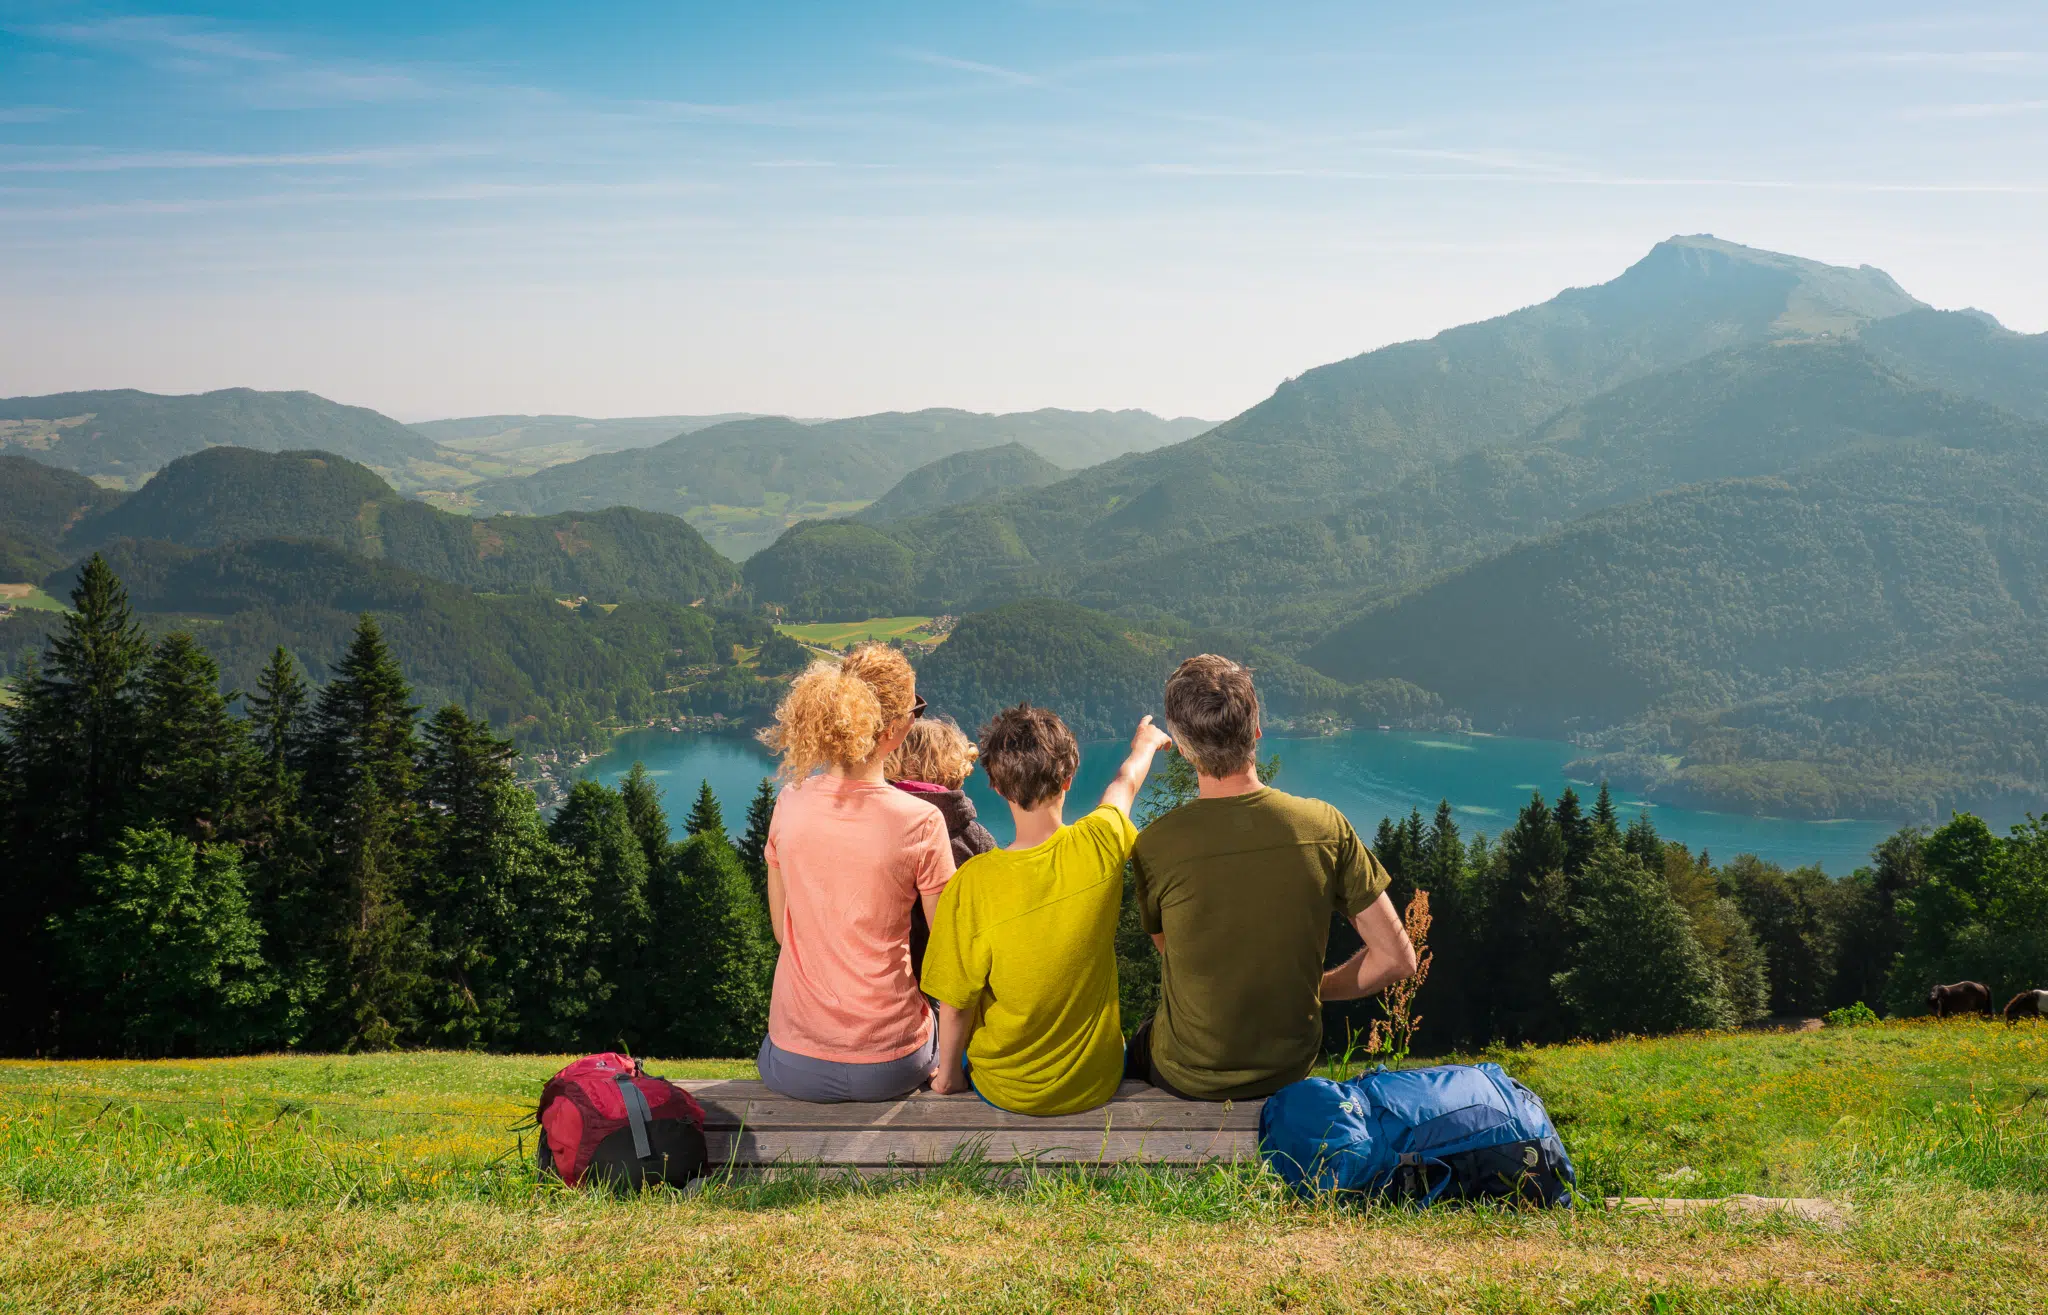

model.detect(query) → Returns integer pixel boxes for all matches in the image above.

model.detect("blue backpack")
[1257,1062,1575,1207]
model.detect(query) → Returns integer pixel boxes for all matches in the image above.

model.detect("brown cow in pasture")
[1927,981,1993,1018]
[2004,989,2048,1023]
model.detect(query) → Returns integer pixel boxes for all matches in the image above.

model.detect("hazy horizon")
[3,0,2046,422]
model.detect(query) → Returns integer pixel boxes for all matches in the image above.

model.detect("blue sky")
[3,1,2046,421]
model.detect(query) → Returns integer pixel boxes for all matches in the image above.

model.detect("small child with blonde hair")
[885,716,999,978]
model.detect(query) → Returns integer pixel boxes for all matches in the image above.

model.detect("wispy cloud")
[33,15,286,64]
[0,105,73,124]
[901,51,1043,87]
[1899,98,2048,120]
[1837,49,2042,69]
[0,145,484,174]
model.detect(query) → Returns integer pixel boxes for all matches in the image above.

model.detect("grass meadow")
[2,1021,2043,1312]
[776,616,947,651]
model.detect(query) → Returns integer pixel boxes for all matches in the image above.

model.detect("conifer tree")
[418,705,524,1046]
[1592,780,1622,847]
[1622,809,1663,869]
[550,779,652,1049]
[1553,845,1733,1036]
[246,646,308,771]
[620,763,670,876]
[136,633,251,846]
[0,555,153,1052]
[684,779,726,841]
[303,616,428,1051]
[649,832,774,1056]
[1482,792,1574,1043]
[737,777,776,898]
[1553,786,1596,877]
[1423,800,1464,892]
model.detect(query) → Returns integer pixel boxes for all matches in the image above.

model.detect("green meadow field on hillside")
[776,615,948,649]
[3,1022,2043,1310]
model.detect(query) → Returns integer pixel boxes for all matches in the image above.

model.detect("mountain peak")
[1616,235,1924,336]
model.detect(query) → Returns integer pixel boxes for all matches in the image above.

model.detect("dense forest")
[853,442,1066,525]
[0,556,776,1059]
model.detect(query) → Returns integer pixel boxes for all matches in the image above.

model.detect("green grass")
[776,616,946,650]
[2,1025,2044,1310]
[0,583,65,612]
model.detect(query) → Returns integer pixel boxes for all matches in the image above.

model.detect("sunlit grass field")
[3,1022,2043,1311]
[776,615,946,650]
[0,582,65,612]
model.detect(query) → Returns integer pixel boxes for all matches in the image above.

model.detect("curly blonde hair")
[885,716,978,789]
[758,643,917,782]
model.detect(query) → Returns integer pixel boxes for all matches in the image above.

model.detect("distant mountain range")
[453,408,1212,559]
[740,234,2048,820]
[408,413,776,473]
[853,442,1067,524]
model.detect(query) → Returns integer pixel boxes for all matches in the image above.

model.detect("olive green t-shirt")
[1133,788,1390,1100]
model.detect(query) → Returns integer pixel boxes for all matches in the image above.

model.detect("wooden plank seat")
[683,1079,1263,1173]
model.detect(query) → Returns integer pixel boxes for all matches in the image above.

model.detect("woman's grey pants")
[755,1025,937,1103]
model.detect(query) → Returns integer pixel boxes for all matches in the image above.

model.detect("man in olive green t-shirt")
[1128,655,1420,1101]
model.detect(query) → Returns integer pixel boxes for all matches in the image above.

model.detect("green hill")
[853,442,1066,524]
[0,388,445,488]
[768,236,1929,612]
[408,412,767,473]
[914,598,1435,742]
[1304,438,2048,817]
[0,456,125,581]
[1069,342,2041,640]
[742,520,917,620]
[460,408,1211,559]
[1859,307,2048,423]
[72,447,739,606]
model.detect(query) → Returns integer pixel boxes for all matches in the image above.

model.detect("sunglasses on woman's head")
[911,695,928,720]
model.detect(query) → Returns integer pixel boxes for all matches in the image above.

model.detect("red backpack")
[536,1053,709,1190]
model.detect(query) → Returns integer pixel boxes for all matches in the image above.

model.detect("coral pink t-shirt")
[764,775,956,1062]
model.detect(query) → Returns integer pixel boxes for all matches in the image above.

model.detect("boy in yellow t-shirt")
[921,704,1171,1116]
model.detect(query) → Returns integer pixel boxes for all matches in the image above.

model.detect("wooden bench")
[683,1079,1262,1174]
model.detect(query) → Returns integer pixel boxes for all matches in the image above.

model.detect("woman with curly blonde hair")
[754,644,955,1101]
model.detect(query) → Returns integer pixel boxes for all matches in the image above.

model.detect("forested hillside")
[69,447,739,606]
[853,442,1066,524]
[0,456,124,581]
[409,412,763,471]
[0,388,449,488]
[1305,440,2048,817]
[1861,308,2048,424]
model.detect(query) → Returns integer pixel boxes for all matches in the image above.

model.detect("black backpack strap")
[615,1074,655,1161]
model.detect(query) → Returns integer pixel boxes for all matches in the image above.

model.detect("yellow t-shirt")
[920,805,1137,1116]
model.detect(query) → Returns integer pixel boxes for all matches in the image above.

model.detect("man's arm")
[1319,892,1419,1001]
[929,1000,976,1094]
[1099,716,1173,816]
[765,860,785,947]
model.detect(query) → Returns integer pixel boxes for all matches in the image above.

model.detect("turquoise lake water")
[580,728,1904,874]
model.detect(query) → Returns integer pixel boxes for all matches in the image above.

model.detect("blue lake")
[580,728,1902,874]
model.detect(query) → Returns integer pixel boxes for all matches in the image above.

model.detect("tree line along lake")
[580,728,1908,874]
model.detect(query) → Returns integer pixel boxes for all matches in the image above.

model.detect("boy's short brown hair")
[978,703,1080,810]
[1163,654,1260,778]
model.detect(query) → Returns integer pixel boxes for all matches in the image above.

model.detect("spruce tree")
[246,646,308,771]
[620,763,671,876]
[136,633,252,845]
[1553,786,1596,877]
[1423,800,1463,892]
[0,555,152,1053]
[1622,809,1663,869]
[1592,781,1621,847]
[1485,792,1573,1043]
[684,779,726,841]
[1553,844,1733,1037]
[303,616,428,1051]
[649,832,775,1056]
[737,777,776,899]
[550,779,652,1049]
[418,705,524,1047]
